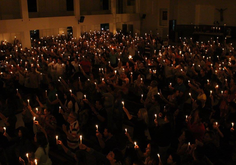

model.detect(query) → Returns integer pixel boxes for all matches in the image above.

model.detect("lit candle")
[114,70,117,75]
[186,115,188,119]
[69,89,72,94]
[26,153,29,161]
[34,159,38,165]
[56,135,58,143]
[16,88,18,93]
[125,128,127,133]
[84,94,86,99]
[80,135,82,144]
[141,94,143,99]
[188,142,190,149]
[140,78,143,83]
[3,127,6,132]
[27,99,30,105]
[122,101,125,107]
[33,116,36,121]
[170,82,172,86]
[188,80,190,83]
[232,122,234,128]
[95,125,98,130]
[35,108,38,113]
[207,79,209,83]
[56,94,58,99]
[210,90,212,95]
[154,114,157,119]
[189,93,191,97]
[221,91,223,94]
[157,153,161,161]
[134,141,137,146]
[45,90,47,96]
[215,122,218,126]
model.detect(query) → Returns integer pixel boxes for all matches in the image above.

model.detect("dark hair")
[18,126,29,141]
[170,153,181,165]
[36,132,48,155]
[113,148,123,163]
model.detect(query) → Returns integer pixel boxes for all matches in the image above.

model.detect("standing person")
[109,49,118,67]
[54,58,65,79]
[187,110,205,142]
[34,121,52,165]
[62,111,80,151]
[123,107,148,152]
[153,114,172,164]
[80,56,92,75]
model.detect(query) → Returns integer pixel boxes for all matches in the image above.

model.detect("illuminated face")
[167,155,174,164]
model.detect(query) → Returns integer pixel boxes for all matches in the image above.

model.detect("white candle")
[95,125,98,130]
[122,101,125,107]
[26,153,29,160]
[189,93,191,97]
[154,114,157,119]
[134,141,137,146]
[80,135,82,144]
[232,122,234,128]
[170,83,172,86]
[33,116,36,121]
[69,89,72,94]
[210,90,212,95]
[3,127,6,132]
[125,128,127,133]
[157,153,160,160]
[35,108,38,113]
[34,159,38,165]
[84,95,86,99]
[56,135,58,143]
[27,99,30,105]
[186,115,188,119]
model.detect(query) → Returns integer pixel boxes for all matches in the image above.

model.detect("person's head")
[164,114,171,123]
[43,108,52,116]
[203,131,214,143]
[167,153,180,165]
[106,149,123,164]
[95,99,103,110]
[34,132,48,147]
[137,108,148,124]
[150,80,158,88]
[67,111,77,124]
[176,76,184,85]
[103,128,113,138]
[48,82,55,90]
[18,126,29,139]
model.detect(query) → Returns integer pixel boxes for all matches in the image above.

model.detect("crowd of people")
[0,30,236,165]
